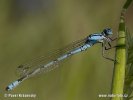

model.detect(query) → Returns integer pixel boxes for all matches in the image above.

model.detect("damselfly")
[5,28,116,91]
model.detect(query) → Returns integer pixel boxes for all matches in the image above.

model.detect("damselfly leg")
[102,35,125,62]
[105,36,125,50]
[102,43,116,62]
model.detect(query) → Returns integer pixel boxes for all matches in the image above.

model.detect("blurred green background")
[0,0,133,100]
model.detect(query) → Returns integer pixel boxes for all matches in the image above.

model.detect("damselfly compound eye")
[103,28,113,35]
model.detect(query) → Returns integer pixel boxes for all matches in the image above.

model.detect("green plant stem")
[111,10,126,100]
[111,0,133,100]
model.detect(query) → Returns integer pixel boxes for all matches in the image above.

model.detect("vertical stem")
[111,0,133,99]
[111,8,126,100]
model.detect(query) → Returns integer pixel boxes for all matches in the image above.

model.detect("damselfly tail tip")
[5,86,10,91]
[5,80,20,91]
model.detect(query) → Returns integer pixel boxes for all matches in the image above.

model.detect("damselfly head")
[102,28,113,36]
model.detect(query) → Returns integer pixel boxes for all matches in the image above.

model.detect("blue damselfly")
[6,28,116,91]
